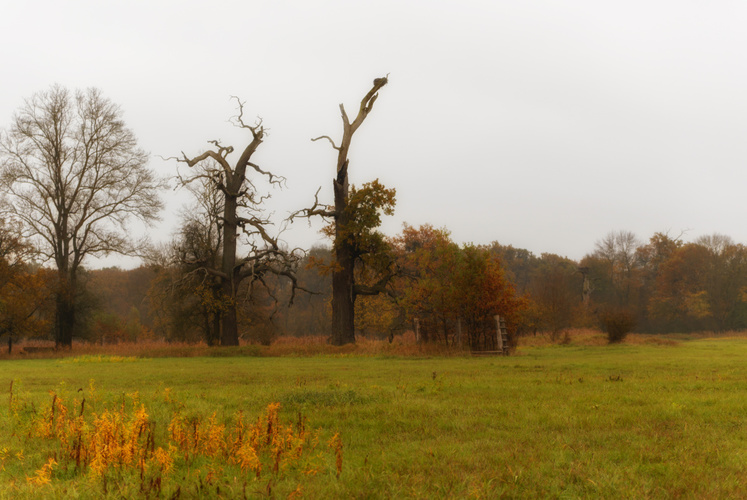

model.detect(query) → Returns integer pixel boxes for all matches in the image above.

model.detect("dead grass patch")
[12,327,744,360]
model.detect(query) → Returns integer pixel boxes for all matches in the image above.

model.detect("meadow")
[2,333,747,498]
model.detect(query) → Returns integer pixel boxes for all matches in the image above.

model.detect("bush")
[599,308,636,343]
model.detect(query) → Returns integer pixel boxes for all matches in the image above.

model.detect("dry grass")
[2,339,217,360]
[0,332,468,359]
[266,331,467,357]
[8,328,747,360]
[516,328,684,347]
[2,331,472,360]
[515,328,747,348]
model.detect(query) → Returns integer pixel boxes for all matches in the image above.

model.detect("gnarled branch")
[291,186,336,222]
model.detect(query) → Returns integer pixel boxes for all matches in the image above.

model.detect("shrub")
[599,308,636,343]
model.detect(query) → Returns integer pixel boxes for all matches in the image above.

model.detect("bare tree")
[172,99,303,346]
[297,76,391,345]
[594,230,640,306]
[0,85,164,348]
[165,163,225,345]
[694,233,747,331]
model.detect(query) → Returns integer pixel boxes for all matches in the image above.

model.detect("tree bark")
[55,271,76,349]
[220,175,241,346]
[332,174,356,344]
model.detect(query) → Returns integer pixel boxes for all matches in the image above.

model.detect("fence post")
[494,315,503,352]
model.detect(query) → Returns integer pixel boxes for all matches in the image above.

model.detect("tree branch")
[230,96,264,139]
[351,75,388,132]
[311,135,341,151]
[291,186,336,222]
[353,265,398,297]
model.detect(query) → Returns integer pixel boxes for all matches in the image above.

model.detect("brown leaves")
[391,225,527,347]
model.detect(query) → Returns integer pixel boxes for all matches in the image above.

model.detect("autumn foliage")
[17,383,339,494]
[0,222,53,343]
[392,225,527,349]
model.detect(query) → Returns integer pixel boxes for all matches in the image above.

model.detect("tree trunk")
[220,177,240,346]
[55,281,75,349]
[206,305,221,346]
[331,239,356,345]
[221,284,240,346]
[330,157,356,345]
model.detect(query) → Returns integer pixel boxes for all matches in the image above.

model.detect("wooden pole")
[495,315,503,352]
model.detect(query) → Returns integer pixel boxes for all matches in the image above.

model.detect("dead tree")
[172,99,302,346]
[299,76,390,345]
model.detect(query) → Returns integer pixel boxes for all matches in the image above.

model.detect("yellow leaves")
[35,392,69,439]
[22,387,340,490]
[194,282,233,314]
[684,291,711,319]
[236,441,262,476]
[0,447,21,473]
[152,445,175,474]
[166,401,327,480]
[328,432,343,478]
[325,180,396,254]
[27,458,56,486]
[203,413,226,457]
[288,484,304,499]
[355,293,399,334]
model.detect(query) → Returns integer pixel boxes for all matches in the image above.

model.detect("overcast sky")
[2,1,746,267]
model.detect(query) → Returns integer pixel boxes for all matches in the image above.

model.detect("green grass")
[2,338,747,498]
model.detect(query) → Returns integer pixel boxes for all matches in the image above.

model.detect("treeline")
[2,82,745,349]
[492,230,747,337]
[281,228,747,342]
[4,220,744,348]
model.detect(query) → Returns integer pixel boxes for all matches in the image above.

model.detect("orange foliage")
[392,224,527,348]
[0,223,54,340]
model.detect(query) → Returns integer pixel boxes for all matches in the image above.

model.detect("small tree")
[391,224,461,344]
[599,307,636,343]
[392,225,527,348]
[0,224,53,346]
[455,245,526,350]
[528,254,582,341]
[0,85,164,348]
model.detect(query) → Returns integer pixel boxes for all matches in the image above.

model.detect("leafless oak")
[171,98,302,346]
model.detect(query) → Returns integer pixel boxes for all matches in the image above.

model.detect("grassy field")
[2,335,747,498]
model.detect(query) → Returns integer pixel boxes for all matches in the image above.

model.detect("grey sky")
[2,1,746,267]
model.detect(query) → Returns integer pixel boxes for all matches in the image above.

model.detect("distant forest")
[3,224,745,347]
